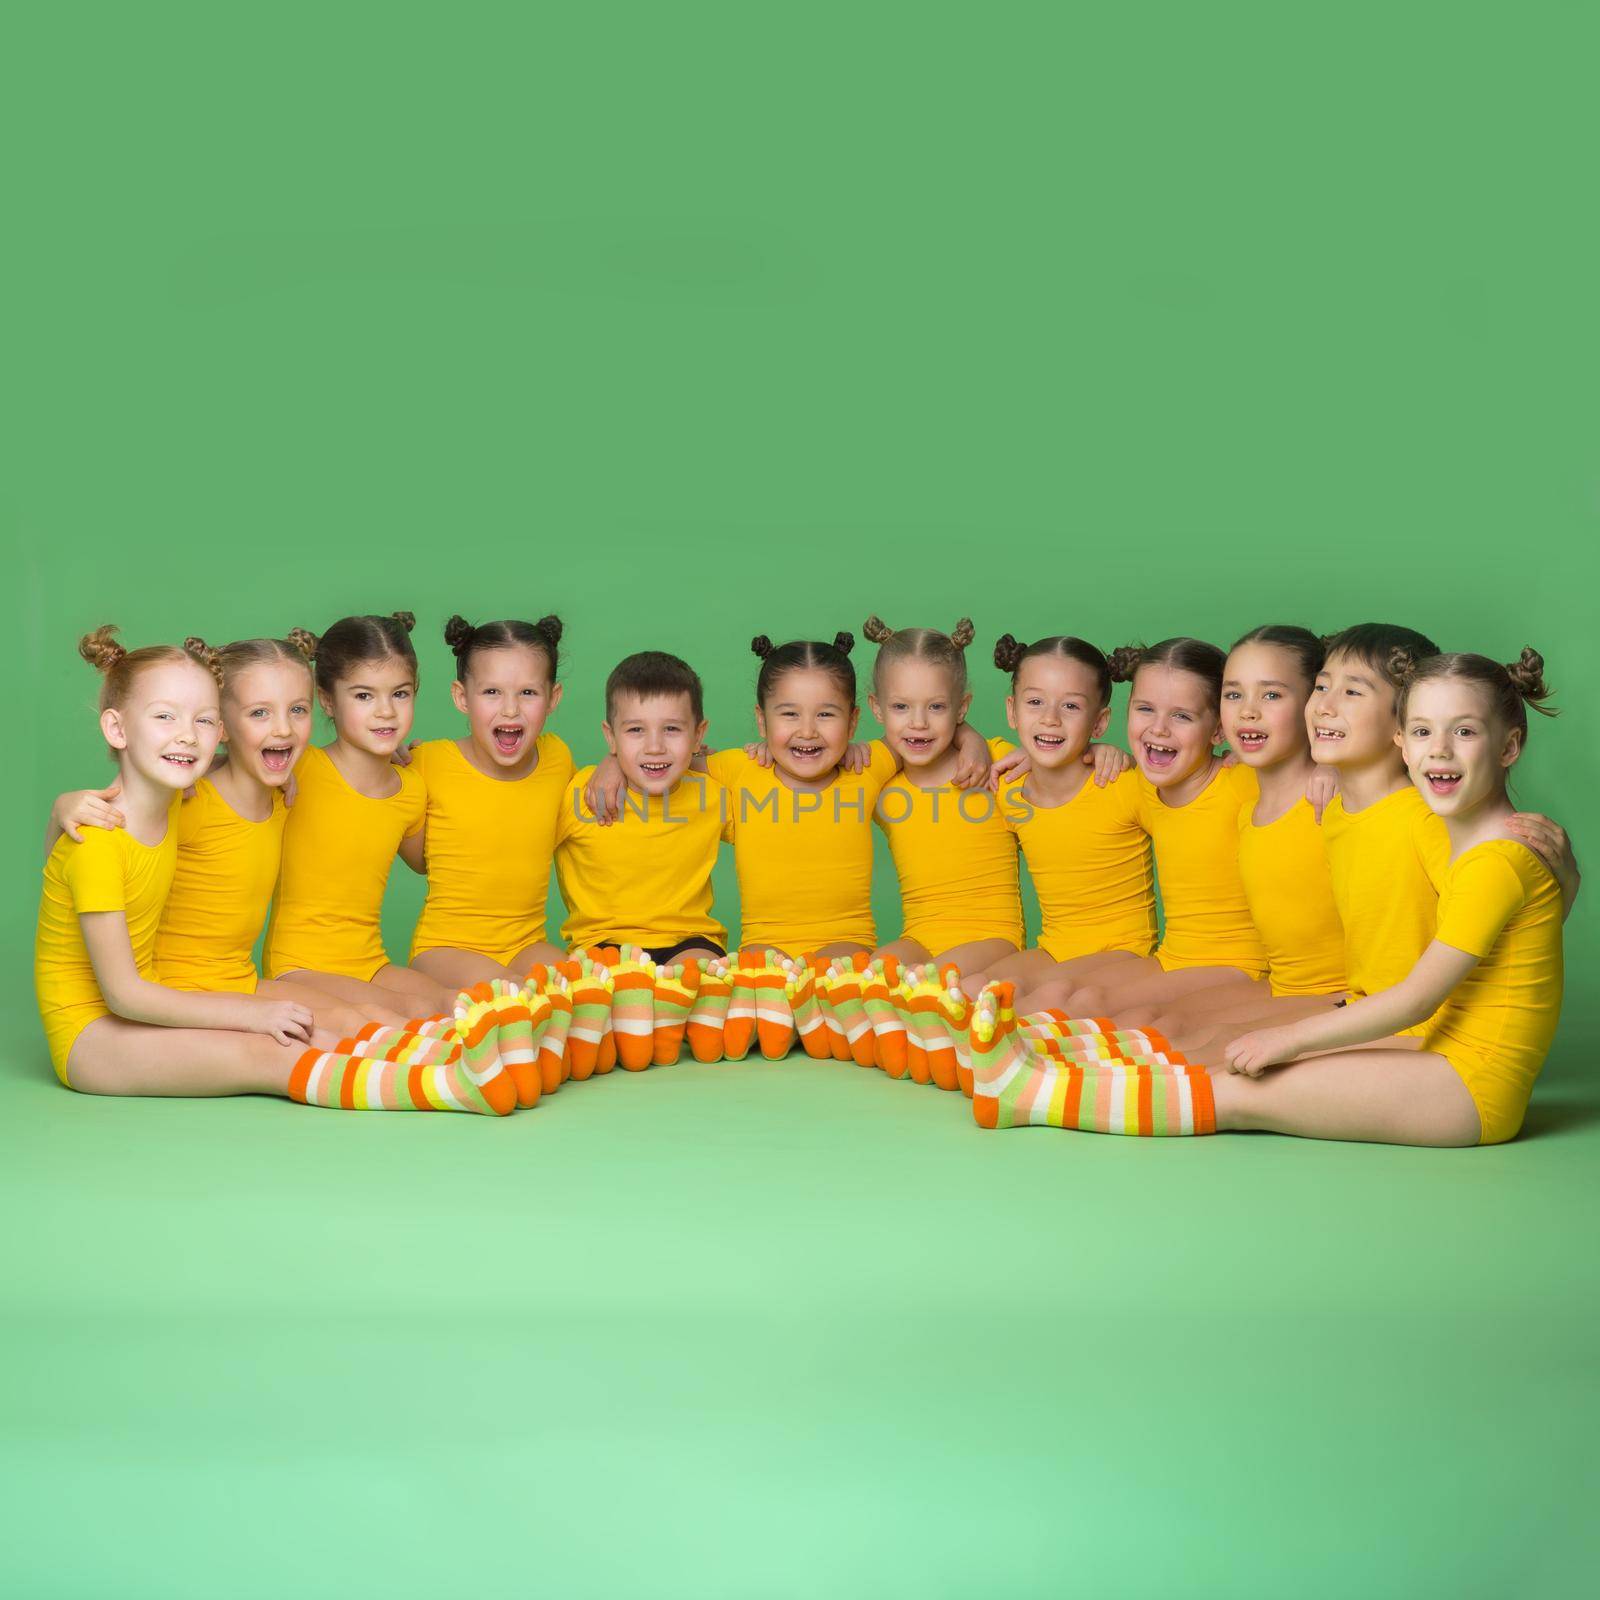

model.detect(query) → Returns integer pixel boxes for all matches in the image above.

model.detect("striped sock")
[288,1045,514,1114]
[754,952,796,1060]
[862,956,909,1077]
[686,957,733,1062]
[563,956,615,1081]
[651,961,699,1065]
[611,946,658,1071]
[786,961,832,1059]
[813,956,851,1062]
[828,954,877,1068]
[487,977,539,1105]
[532,969,573,1093]
[970,984,1213,1134]
[902,964,938,1085]
[931,967,970,1094]
[345,1026,461,1066]
[723,948,763,1061]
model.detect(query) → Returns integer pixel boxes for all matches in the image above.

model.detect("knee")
[1071,986,1106,1017]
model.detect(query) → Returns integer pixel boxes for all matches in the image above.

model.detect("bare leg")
[66,1015,337,1099]
[1016,954,1161,1016]
[507,940,566,974]
[960,946,1063,999]
[934,937,1018,976]
[278,968,441,1018]
[412,946,520,988]
[1155,991,1338,1055]
[256,976,409,1037]
[876,938,933,966]
[810,941,872,961]
[671,944,725,962]
[1211,1046,1481,1147]
[372,962,456,1014]
[1054,964,1257,1025]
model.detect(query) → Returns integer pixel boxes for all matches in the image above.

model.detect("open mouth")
[260,745,294,774]
[639,761,672,780]
[1141,741,1179,770]
[160,753,198,772]
[492,724,526,756]
[370,727,398,741]
[1031,733,1066,755]
[1424,770,1463,796]
[1234,730,1268,752]
[1312,727,1345,744]
[789,743,825,760]
[900,735,935,754]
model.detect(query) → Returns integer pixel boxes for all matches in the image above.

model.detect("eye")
[250,708,267,718]
[1222,689,1240,701]
[394,689,411,701]
[1264,690,1281,701]
[353,691,372,702]
[484,687,499,696]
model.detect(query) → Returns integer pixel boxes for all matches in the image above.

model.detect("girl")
[1216,650,1565,1145]
[865,616,1025,972]
[48,635,412,1040]
[36,627,518,1115]
[404,614,574,987]
[263,613,454,1016]
[962,634,1154,1000]
[1134,626,1348,1053]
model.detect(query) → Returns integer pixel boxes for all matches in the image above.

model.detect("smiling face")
[756,666,858,784]
[223,659,314,788]
[603,690,707,796]
[1305,649,1400,771]
[1006,654,1109,770]
[320,655,416,757]
[1125,664,1219,788]
[1400,678,1521,818]
[1221,642,1313,770]
[452,643,562,770]
[103,658,223,790]
[868,658,970,769]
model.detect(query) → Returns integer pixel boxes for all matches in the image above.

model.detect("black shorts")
[594,937,726,966]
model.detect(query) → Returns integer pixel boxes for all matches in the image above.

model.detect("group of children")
[34,608,1575,1147]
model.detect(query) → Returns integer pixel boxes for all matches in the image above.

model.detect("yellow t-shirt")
[1135,764,1267,977]
[1322,785,1450,999]
[34,798,181,1084]
[1424,840,1563,1145]
[263,745,426,980]
[1236,797,1348,998]
[153,779,287,994]
[407,735,575,963]
[999,766,1156,962]
[708,744,896,954]
[555,769,727,950]
[876,739,1024,954]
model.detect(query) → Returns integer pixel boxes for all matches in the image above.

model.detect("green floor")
[4,1003,1597,1598]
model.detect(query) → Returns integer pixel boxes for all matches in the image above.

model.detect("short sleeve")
[539,733,576,787]
[1414,809,1452,891]
[62,830,129,914]
[997,775,1029,833]
[865,740,898,788]
[399,765,427,839]
[707,748,746,789]
[1434,852,1526,960]
[1104,766,1144,825]
[987,736,1015,761]
[556,772,592,844]
[176,790,204,847]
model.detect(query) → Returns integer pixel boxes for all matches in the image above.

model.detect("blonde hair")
[78,625,210,712]
[183,635,315,703]
[862,615,976,697]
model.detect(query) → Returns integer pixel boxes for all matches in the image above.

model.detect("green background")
[4,5,1597,1595]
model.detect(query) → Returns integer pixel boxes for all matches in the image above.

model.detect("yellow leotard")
[263,745,426,981]
[1423,840,1563,1145]
[998,765,1156,962]
[407,735,575,964]
[35,798,181,1086]
[1134,765,1267,977]
[876,739,1024,954]
[153,779,287,994]
[707,744,896,954]
[1236,797,1347,997]
[1322,786,1449,999]
[555,769,727,951]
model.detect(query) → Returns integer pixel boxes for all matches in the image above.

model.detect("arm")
[1306,768,1339,824]
[583,756,629,824]
[1504,813,1580,920]
[1225,939,1479,1076]
[1087,744,1133,786]
[951,724,993,790]
[78,912,313,1045]
[398,828,427,875]
[46,781,125,858]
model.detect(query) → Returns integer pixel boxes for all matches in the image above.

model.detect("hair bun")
[183,635,211,658]
[993,632,1026,674]
[1385,644,1421,685]
[78,624,126,674]
[1107,644,1144,684]
[831,630,855,656]
[391,611,417,634]
[1506,646,1552,705]
[750,634,774,660]
[862,615,896,645]
[949,617,975,651]
[535,614,564,647]
[286,627,319,660]
[442,614,475,651]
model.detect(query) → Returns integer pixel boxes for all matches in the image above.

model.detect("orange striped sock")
[862,956,908,1077]
[611,946,658,1071]
[723,948,763,1061]
[686,957,733,1062]
[754,952,796,1059]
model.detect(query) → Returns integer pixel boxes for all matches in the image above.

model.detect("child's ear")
[548,680,564,714]
[1393,727,1405,750]
[846,704,860,739]
[601,721,619,756]
[958,691,973,722]
[450,679,469,716]
[101,708,127,751]
[693,718,709,749]
[1500,727,1524,769]
[867,693,882,725]
[754,705,768,741]
[1005,694,1018,731]
[318,688,337,721]
[1092,703,1112,739]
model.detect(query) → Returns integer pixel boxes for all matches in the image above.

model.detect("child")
[963,633,1154,1000]
[35,628,519,1113]
[866,616,1022,971]
[263,613,454,1016]
[1016,638,1266,1017]
[1214,650,1566,1144]
[405,614,574,987]
[50,635,411,1040]
[555,651,727,963]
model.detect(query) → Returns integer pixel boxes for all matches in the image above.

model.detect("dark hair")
[289,613,417,698]
[993,634,1112,705]
[1398,649,1556,744]
[443,614,563,684]
[184,635,315,702]
[1321,622,1440,706]
[1107,637,1226,708]
[606,650,704,724]
[751,633,856,708]
[862,616,976,697]
[1229,624,1325,687]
